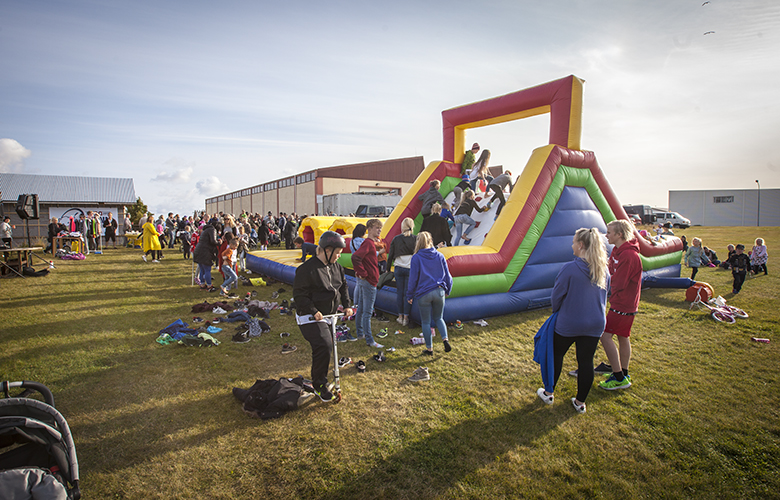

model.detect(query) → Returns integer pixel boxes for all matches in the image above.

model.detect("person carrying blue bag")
[535,228,610,414]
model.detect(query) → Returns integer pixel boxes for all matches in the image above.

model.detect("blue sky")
[2,0,779,216]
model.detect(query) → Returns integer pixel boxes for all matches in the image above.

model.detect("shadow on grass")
[319,402,573,500]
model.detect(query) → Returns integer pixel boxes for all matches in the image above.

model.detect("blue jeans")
[222,264,237,290]
[394,266,412,316]
[417,287,448,350]
[356,278,377,345]
[454,214,476,246]
[198,263,212,286]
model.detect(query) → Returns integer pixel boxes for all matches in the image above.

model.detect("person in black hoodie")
[387,217,417,326]
[419,203,451,248]
[193,221,220,291]
[293,231,354,402]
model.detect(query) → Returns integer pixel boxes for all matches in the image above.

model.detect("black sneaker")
[594,362,612,374]
[314,384,334,402]
[232,331,250,343]
[422,349,434,356]
[443,340,452,352]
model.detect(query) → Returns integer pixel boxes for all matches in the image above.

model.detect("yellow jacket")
[142,222,162,252]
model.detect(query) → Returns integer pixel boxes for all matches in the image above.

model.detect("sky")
[2,0,779,216]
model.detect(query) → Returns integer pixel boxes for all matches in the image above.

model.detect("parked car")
[654,211,691,228]
[355,205,394,217]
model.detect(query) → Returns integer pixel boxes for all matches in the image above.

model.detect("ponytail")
[574,227,608,289]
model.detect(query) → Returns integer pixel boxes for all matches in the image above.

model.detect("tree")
[127,197,149,226]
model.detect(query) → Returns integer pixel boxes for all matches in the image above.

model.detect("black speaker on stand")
[15,194,39,247]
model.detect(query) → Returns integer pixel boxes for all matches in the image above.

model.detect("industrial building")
[204,156,424,216]
[0,173,136,245]
[669,188,779,227]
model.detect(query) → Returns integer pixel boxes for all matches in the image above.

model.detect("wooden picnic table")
[1,246,43,278]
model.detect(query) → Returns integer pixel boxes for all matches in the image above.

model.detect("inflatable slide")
[246,75,684,322]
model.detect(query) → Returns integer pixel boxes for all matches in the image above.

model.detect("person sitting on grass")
[220,239,239,296]
[293,231,354,402]
[294,236,318,263]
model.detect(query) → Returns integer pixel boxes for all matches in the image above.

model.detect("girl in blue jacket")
[407,231,454,356]
[537,227,609,414]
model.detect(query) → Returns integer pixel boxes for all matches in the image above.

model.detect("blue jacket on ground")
[551,257,609,337]
[407,247,453,300]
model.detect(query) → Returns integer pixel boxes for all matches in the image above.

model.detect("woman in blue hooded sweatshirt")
[536,227,609,414]
[407,231,454,356]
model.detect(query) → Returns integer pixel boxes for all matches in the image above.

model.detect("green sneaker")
[377,328,389,338]
[599,374,632,390]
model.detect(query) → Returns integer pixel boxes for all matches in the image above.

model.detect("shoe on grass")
[594,362,612,374]
[377,328,389,338]
[571,397,586,414]
[281,343,297,354]
[599,374,631,390]
[568,369,578,377]
[536,388,554,405]
[408,366,430,382]
[232,331,250,343]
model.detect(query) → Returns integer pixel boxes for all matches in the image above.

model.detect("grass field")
[2,226,778,499]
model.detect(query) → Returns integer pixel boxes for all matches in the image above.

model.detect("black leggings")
[487,184,506,215]
[299,321,334,389]
[145,249,161,260]
[691,266,699,280]
[753,264,768,275]
[553,333,600,402]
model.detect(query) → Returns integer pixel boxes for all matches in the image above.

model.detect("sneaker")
[356,360,366,373]
[192,317,204,323]
[377,328,389,338]
[396,316,404,324]
[394,330,405,335]
[211,318,221,324]
[373,351,386,362]
[152,259,160,263]
[473,319,488,327]
[338,357,352,368]
[453,320,463,331]
[568,369,579,378]
[337,332,357,343]
[571,397,586,414]
[408,366,430,382]
[313,384,334,402]
[281,343,297,354]
[369,341,384,349]
[213,307,227,314]
[280,332,290,337]
[443,340,452,352]
[599,374,631,390]
[142,254,147,263]
[232,331,250,343]
[421,349,433,356]
[594,362,612,374]
[271,291,279,299]
[536,388,554,405]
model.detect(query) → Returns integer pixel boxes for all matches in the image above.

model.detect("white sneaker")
[408,366,430,382]
[536,388,554,405]
[370,341,384,349]
[142,255,147,263]
[152,259,160,263]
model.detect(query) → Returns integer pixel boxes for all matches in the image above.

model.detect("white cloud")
[150,158,194,183]
[0,138,32,173]
[195,176,229,196]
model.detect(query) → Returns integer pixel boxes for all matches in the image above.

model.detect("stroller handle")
[2,381,55,407]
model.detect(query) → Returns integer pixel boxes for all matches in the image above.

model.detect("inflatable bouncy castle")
[247,75,685,322]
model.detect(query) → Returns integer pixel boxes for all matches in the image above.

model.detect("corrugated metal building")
[0,173,136,244]
[205,156,425,216]
[669,188,780,227]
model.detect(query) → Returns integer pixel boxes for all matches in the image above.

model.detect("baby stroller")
[0,381,81,499]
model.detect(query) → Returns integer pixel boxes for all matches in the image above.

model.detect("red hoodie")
[608,238,642,313]
[352,238,379,286]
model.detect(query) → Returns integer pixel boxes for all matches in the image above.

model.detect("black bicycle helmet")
[318,231,346,249]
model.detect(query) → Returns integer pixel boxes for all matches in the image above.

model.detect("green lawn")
[1,226,778,499]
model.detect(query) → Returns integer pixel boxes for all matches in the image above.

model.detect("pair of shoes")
[232,331,250,343]
[313,384,334,402]
[599,374,631,390]
[369,341,384,349]
[536,388,554,405]
[338,357,352,368]
[422,349,433,356]
[373,351,386,362]
[408,366,430,382]
[377,328,389,338]
[356,360,366,373]
[571,398,586,414]
[443,340,452,352]
[152,259,160,263]
[281,343,297,354]
[396,316,404,324]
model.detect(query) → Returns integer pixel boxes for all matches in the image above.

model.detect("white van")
[655,211,691,228]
